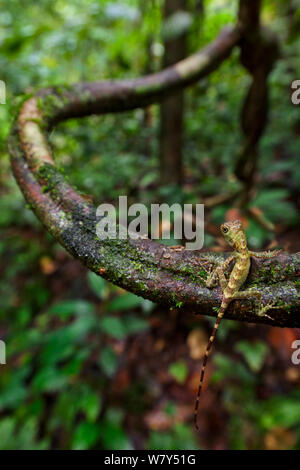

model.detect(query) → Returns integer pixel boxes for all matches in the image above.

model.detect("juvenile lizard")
[194,219,281,431]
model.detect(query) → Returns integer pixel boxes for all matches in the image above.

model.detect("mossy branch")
[7,22,300,328]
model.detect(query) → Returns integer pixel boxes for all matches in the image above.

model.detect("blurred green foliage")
[0,0,300,450]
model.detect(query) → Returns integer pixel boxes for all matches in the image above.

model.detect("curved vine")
[7,21,300,327]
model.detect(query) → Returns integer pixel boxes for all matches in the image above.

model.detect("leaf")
[246,219,270,249]
[99,346,118,377]
[140,171,157,188]
[40,333,75,365]
[32,367,69,392]
[106,293,144,311]
[98,421,132,450]
[48,300,94,319]
[87,272,109,300]
[123,315,149,335]
[99,314,149,339]
[99,316,126,339]
[235,340,269,372]
[147,423,199,450]
[0,417,48,450]
[79,389,101,422]
[0,418,14,449]
[251,189,298,224]
[0,367,30,411]
[39,255,56,274]
[168,360,188,384]
[260,395,300,430]
[212,354,254,384]
[72,422,100,450]
[40,315,96,365]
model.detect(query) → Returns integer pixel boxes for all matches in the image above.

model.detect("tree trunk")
[160,0,188,186]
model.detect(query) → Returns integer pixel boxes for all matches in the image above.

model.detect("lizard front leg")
[202,255,235,289]
[249,249,281,259]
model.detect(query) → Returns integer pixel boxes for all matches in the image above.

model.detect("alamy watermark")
[96,196,204,250]
[291,80,300,105]
[0,340,6,365]
[0,80,6,104]
[291,340,300,365]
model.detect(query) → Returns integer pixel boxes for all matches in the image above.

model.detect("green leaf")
[40,314,96,365]
[212,353,254,384]
[260,395,300,429]
[32,367,69,392]
[123,315,149,335]
[98,421,132,450]
[48,300,94,319]
[79,389,101,422]
[235,340,269,372]
[40,330,74,365]
[168,360,188,384]
[251,189,298,224]
[87,272,109,300]
[99,314,149,339]
[99,316,126,339]
[51,385,100,430]
[106,293,144,311]
[0,367,31,411]
[246,219,270,249]
[0,418,15,449]
[0,417,48,450]
[147,423,199,450]
[99,346,118,377]
[72,422,100,450]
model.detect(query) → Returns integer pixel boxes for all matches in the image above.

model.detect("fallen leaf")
[40,256,56,275]
[264,426,296,450]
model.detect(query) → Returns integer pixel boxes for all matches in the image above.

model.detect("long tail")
[194,300,228,432]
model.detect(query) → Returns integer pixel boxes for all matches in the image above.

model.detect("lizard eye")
[222,226,229,234]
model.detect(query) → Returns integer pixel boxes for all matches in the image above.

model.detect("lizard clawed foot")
[200,256,215,270]
[204,266,219,288]
[257,301,285,321]
[265,249,282,259]
[199,258,218,286]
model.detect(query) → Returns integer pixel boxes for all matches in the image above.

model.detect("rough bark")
[8,24,300,328]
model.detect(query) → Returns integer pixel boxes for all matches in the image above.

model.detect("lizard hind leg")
[232,289,283,321]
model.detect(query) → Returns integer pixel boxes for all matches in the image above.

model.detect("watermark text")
[96,196,204,250]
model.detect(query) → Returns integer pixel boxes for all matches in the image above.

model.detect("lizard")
[194,219,281,431]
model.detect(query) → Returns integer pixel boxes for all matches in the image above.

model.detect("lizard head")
[220,220,247,251]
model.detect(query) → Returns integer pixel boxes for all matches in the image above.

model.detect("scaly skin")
[194,220,281,431]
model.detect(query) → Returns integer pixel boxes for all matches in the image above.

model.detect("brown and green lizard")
[194,219,281,431]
